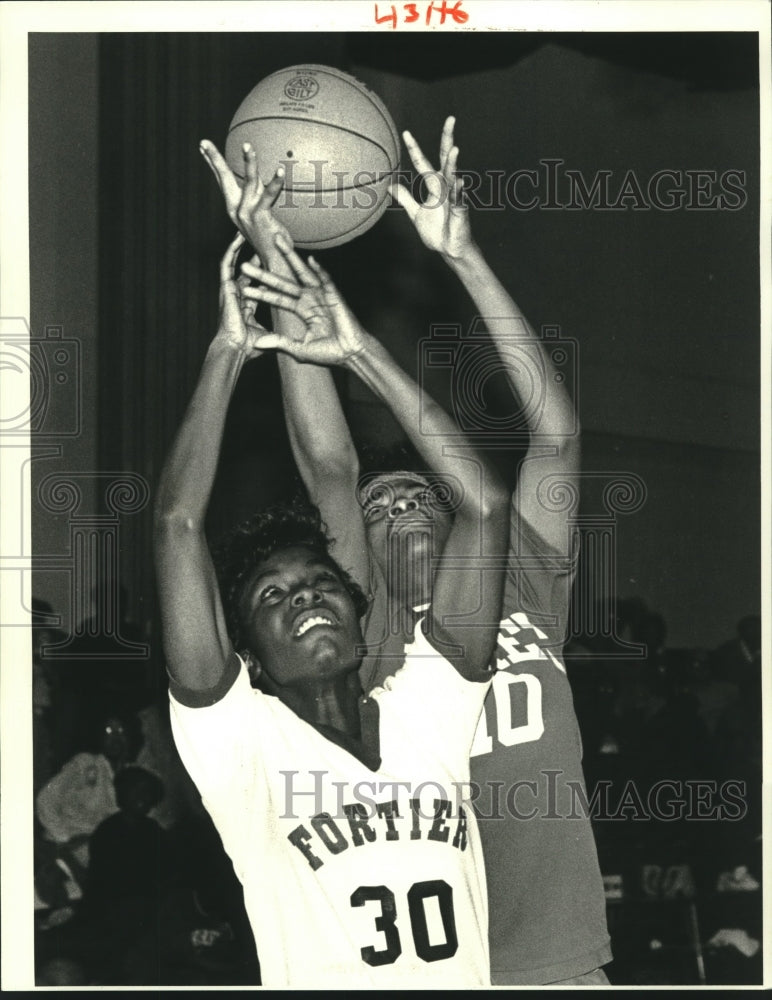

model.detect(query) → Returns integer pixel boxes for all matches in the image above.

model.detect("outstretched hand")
[200,139,292,269]
[215,231,268,358]
[391,115,475,261]
[239,234,368,367]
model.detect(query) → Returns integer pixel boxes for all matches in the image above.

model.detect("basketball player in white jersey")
[200,114,612,985]
[154,199,510,985]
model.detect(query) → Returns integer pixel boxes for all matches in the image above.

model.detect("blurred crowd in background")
[567,599,762,985]
[30,586,762,986]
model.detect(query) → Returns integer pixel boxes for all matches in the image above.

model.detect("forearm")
[265,243,360,494]
[347,335,496,512]
[154,339,247,528]
[259,247,360,481]
[58,841,88,885]
[446,244,576,439]
[279,354,359,489]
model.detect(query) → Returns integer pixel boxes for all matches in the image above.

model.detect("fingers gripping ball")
[225,65,400,250]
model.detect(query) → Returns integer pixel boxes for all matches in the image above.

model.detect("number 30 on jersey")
[352,880,457,966]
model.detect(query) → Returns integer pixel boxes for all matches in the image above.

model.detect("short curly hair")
[114,765,165,812]
[213,496,369,652]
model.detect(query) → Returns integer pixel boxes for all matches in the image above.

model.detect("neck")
[381,530,434,621]
[279,669,364,741]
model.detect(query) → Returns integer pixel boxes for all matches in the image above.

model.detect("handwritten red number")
[375,0,468,27]
[374,3,398,27]
[427,1,468,24]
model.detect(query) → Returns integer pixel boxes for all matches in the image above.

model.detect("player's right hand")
[391,116,475,262]
[239,234,369,367]
[200,139,293,271]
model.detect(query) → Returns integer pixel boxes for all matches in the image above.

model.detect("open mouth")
[294,613,336,638]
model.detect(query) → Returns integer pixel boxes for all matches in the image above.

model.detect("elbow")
[557,427,581,466]
[464,474,510,525]
[557,415,581,451]
[528,419,581,464]
[485,466,510,514]
[539,403,580,446]
[153,496,203,540]
[479,481,511,526]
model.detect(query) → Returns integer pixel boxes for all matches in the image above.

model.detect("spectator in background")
[699,619,763,985]
[35,750,118,902]
[611,609,671,766]
[710,615,761,689]
[711,644,762,884]
[127,812,261,986]
[35,706,145,910]
[97,711,145,770]
[84,766,172,908]
[134,697,195,831]
[37,765,177,985]
[702,613,762,882]
[687,648,740,738]
[50,581,156,768]
[35,957,91,987]
[564,639,621,764]
[32,597,66,792]
[627,648,715,786]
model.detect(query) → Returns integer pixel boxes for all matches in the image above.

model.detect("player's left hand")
[390,116,475,261]
[199,139,292,270]
[215,231,267,358]
[239,234,368,366]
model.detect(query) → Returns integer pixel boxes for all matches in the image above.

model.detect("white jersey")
[169,622,491,988]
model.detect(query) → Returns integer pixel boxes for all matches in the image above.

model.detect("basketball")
[225,65,400,250]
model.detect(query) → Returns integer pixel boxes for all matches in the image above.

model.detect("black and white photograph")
[1,0,769,989]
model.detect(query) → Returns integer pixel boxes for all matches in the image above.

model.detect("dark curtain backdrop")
[95,31,760,654]
[96,32,482,642]
[97,34,346,636]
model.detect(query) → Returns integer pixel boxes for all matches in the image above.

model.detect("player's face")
[360,475,453,573]
[238,546,363,687]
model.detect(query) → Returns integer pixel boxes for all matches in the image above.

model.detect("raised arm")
[200,140,370,590]
[276,338,369,594]
[392,117,579,552]
[241,246,509,680]
[347,337,510,680]
[153,232,264,691]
